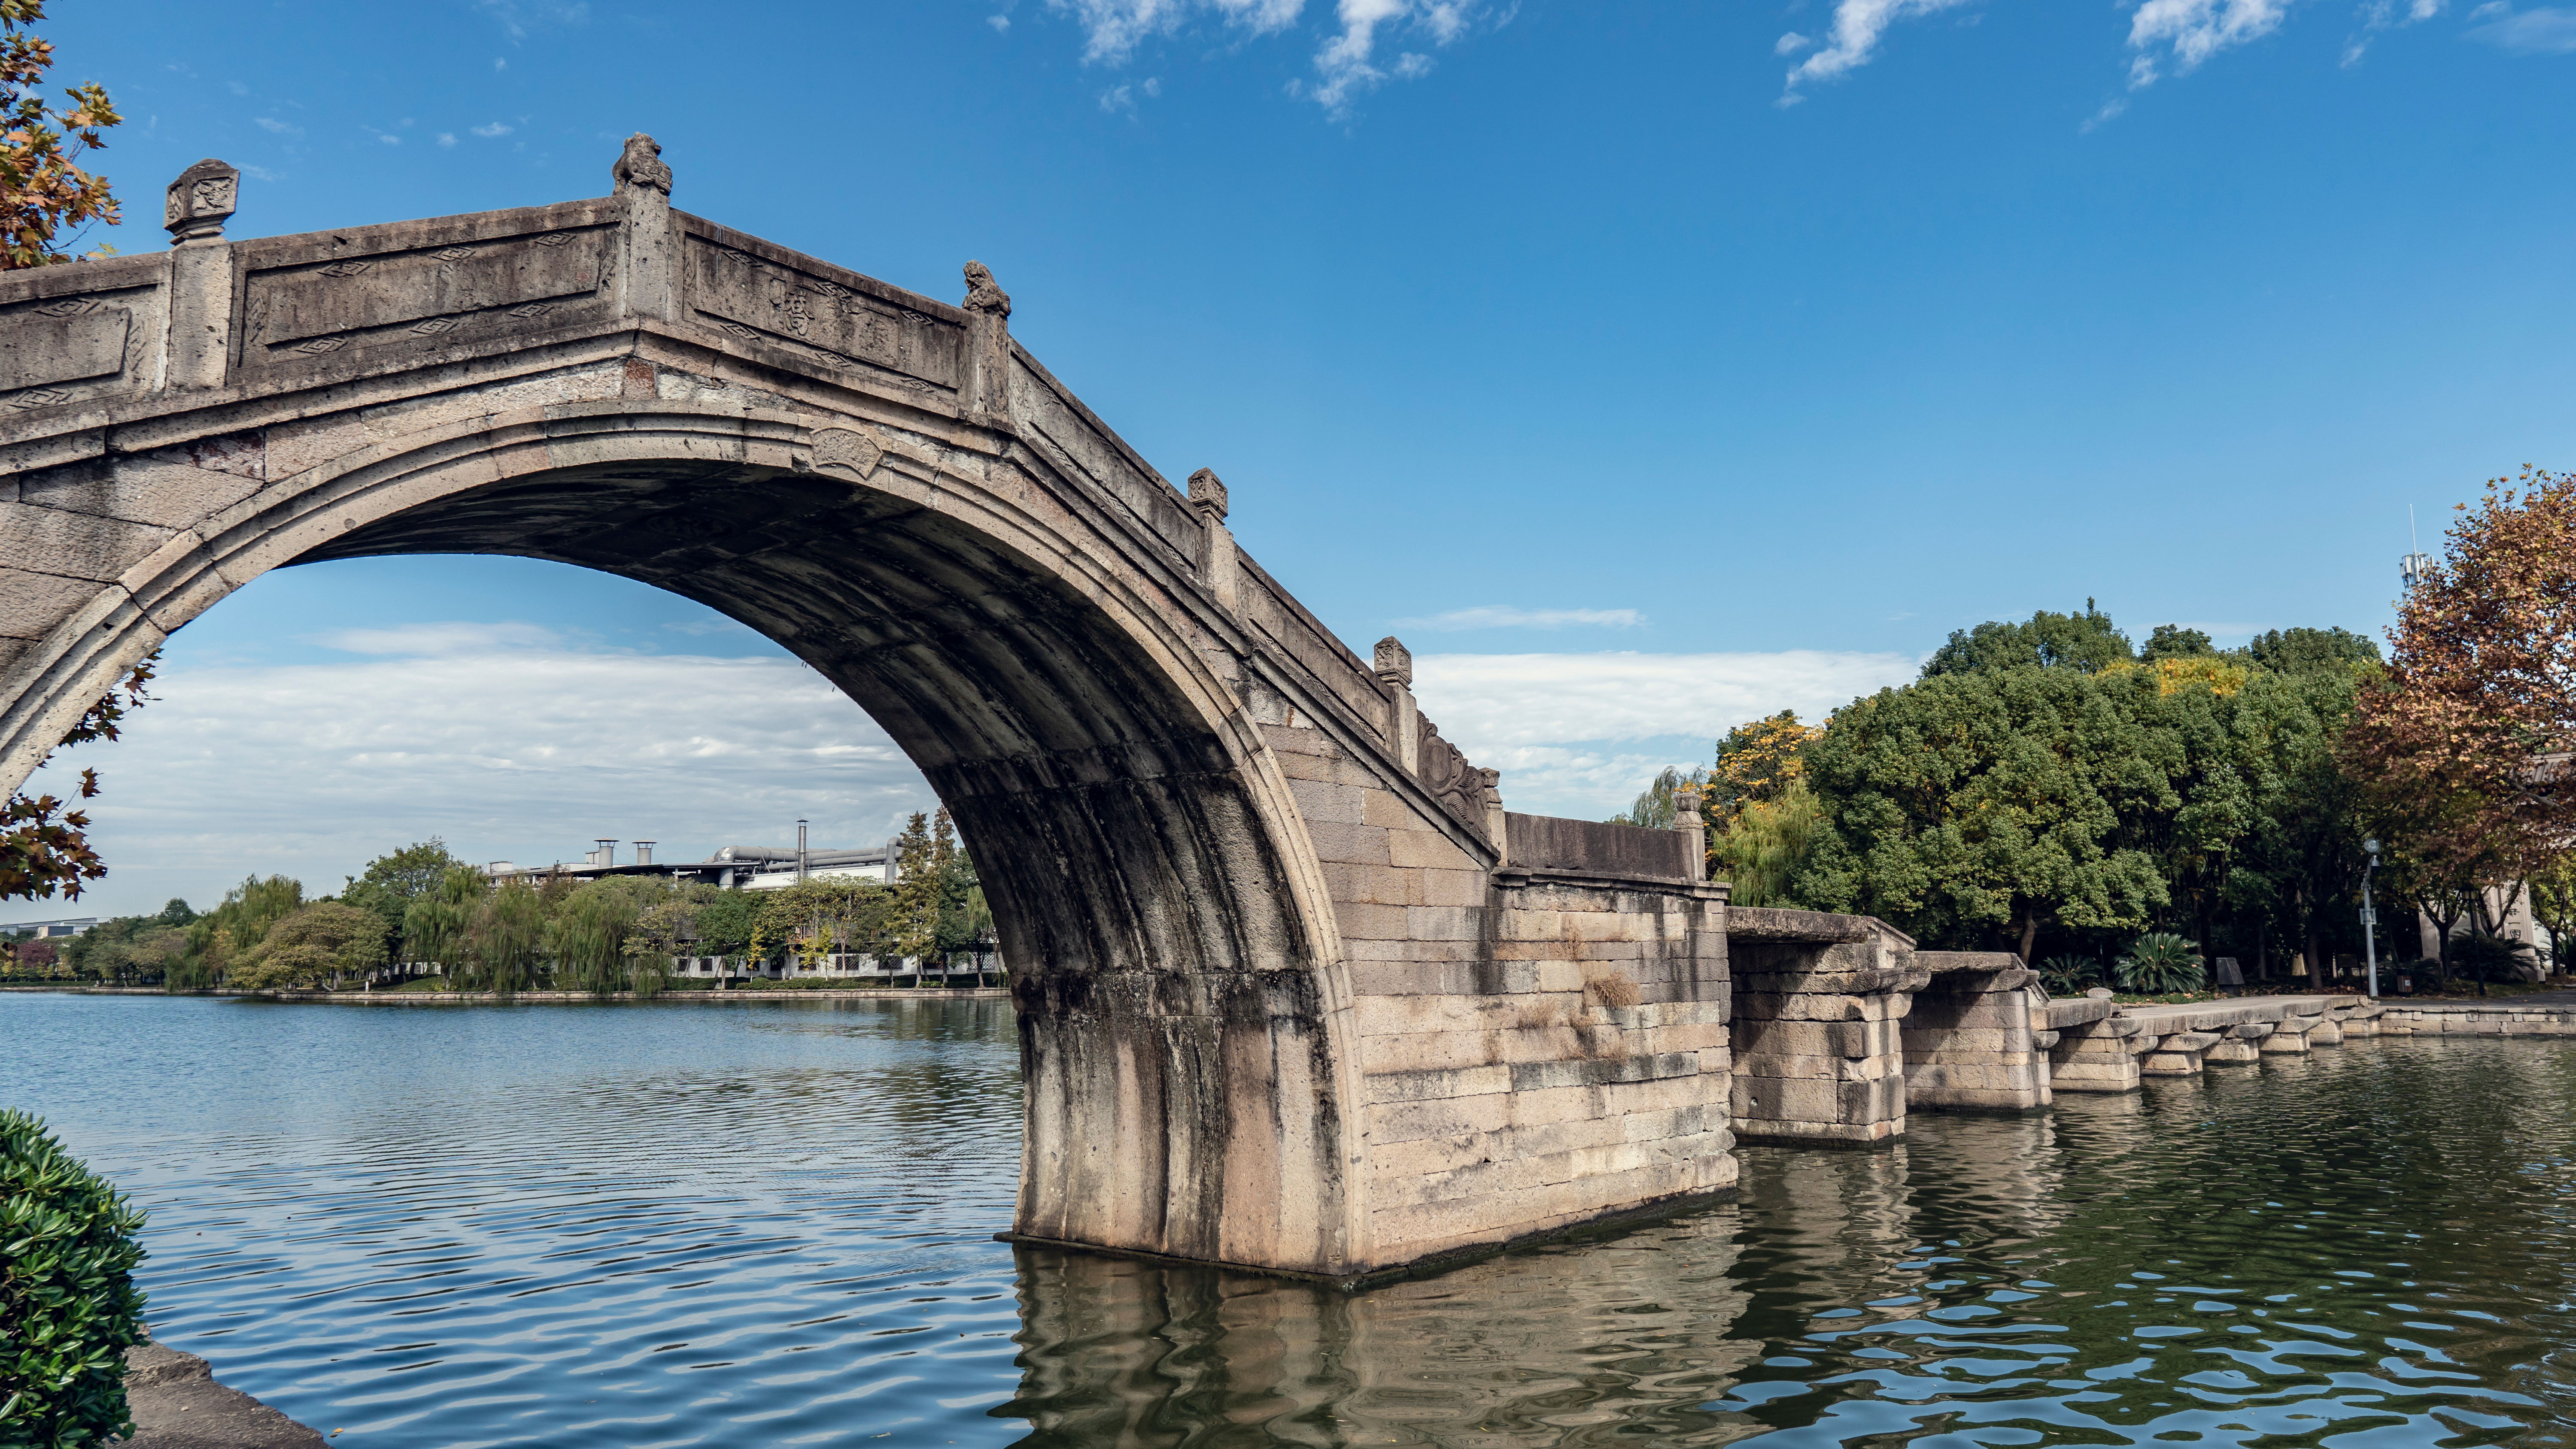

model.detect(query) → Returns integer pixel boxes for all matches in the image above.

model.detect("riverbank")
[0,984,1011,1003]
[119,1340,324,1448]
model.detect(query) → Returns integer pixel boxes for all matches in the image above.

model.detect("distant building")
[481,835,892,891]
[0,917,100,939]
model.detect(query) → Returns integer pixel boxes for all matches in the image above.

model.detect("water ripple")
[8,995,2576,1445]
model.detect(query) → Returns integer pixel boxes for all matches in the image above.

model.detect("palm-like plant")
[2037,955,2105,996]
[2115,933,2206,995]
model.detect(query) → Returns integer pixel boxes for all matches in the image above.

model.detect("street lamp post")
[2361,837,2382,999]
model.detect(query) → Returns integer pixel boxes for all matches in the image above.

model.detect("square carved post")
[611,134,674,323]
[1190,468,1239,615]
[161,158,238,391]
[1373,635,1419,773]
[961,261,1013,429]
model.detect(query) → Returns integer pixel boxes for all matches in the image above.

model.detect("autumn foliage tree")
[0,652,154,903]
[2,0,121,268]
[2342,467,2576,968]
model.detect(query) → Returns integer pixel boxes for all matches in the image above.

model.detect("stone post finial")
[963,261,1012,318]
[613,133,672,194]
[1373,636,1413,689]
[1187,468,1229,524]
[1673,785,1707,882]
[1673,785,1703,828]
[164,158,239,244]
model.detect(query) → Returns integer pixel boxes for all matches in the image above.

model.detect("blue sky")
[20,0,2576,919]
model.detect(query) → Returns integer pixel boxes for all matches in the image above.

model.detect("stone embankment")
[3,985,1011,1004]
[2046,991,2388,1093]
[115,1341,323,1448]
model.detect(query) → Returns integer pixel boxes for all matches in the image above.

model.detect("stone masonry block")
[0,503,177,583]
[1286,777,1365,825]
[1388,828,1471,868]
[1303,819,1390,866]
[0,564,99,640]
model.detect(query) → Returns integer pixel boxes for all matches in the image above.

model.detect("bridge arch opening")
[16,401,1368,1276]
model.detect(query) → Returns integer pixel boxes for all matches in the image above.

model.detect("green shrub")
[2115,933,2207,995]
[2037,955,2104,996]
[0,1110,148,1447]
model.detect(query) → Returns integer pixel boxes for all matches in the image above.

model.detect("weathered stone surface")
[0,142,1765,1281]
[119,1341,326,1448]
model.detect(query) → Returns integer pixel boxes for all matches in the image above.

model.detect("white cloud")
[311,621,564,655]
[377,133,401,145]
[471,121,514,138]
[2467,3,2576,51]
[1047,0,1474,116]
[1407,649,1917,815]
[437,132,458,147]
[253,116,299,135]
[1782,0,1976,102]
[2124,0,2294,88]
[990,12,1012,30]
[1397,605,1646,631]
[1049,0,1305,64]
[31,645,937,919]
[1776,30,1814,53]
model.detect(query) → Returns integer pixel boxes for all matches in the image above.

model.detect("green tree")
[2231,626,2381,675]
[2138,624,2216,661]
[228,901,389,991]
[1608,765,1709,830]
[752,876,896,974]
[2227,665,2370,991]
[177,874,303,988]
[340,840,470,959]
[1795,666,2180,957]
[150,897,194,927]
[1919,600,2132,679]
[1709,779,1824,908]
[400,866,486,982]
[457,880,546,996]
[549,879,652,997]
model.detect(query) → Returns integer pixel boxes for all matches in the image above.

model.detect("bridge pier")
[1901,953,2051,1113]
[1725,910,1921,1146]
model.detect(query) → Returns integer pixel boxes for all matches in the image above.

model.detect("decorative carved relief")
[690,239,955,388]
[534,232,575,248]
[6,388,73,410]
[810,425,884,480]
[0,293,135,393]
[240,227,609,369]
[1186,467,1229,523]
[1415,715,1488,831]
[1373,636,1412,689]
[32,298,100,317]
[164,158,239,242]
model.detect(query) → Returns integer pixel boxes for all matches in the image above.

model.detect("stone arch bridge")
[0,139,2366,1285]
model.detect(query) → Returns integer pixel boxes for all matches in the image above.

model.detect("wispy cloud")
[1048,0,1304,64]
[2467,1,2576,51]
[252,116,300,135]
[2345,0,2446,64]
[1780,0,1977,104]
[310,622,563,655]
[2124,0,2295,89]
[471,121,514,139]
[1044,0,1481,116]
[32,643,935,919]
[1397,605,1646,632]
[1407,649,1917,814]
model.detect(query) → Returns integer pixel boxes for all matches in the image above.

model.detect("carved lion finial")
[963,261,1012,318]
[1187,467,1229,524]
[613,133,672,194]
[1374,636,1413,690]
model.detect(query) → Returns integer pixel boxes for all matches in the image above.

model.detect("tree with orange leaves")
[2343,466,2576,984]
[2,0,121,269]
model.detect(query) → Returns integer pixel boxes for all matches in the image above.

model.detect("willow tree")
[459,880,547,996]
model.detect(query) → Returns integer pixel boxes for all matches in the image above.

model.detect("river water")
[4,992,2571,1447]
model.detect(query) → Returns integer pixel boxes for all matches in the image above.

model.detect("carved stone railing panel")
[677,216,963,400]
[1414,715,1489,833]
[1009,350,1197,571]
[1234,555,1391,748]
[229,198,620,381]
[0,253,169,415]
